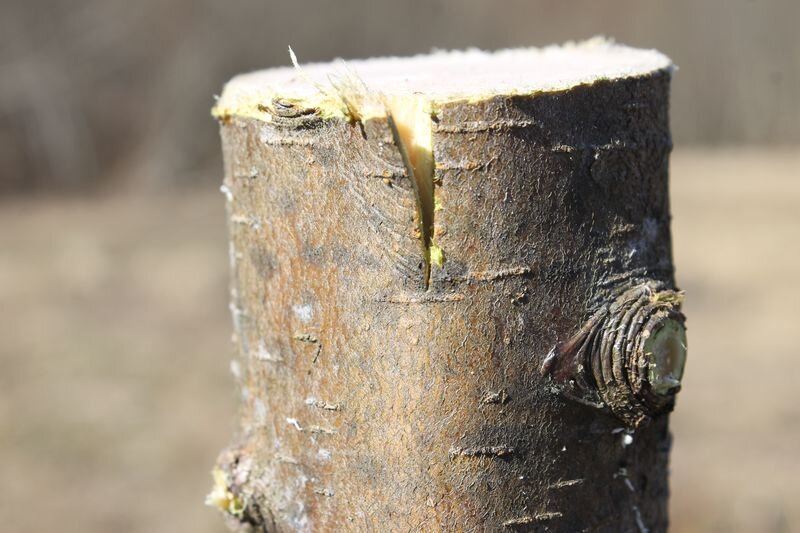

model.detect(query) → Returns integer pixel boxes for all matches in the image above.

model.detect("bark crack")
[385,97,438,288]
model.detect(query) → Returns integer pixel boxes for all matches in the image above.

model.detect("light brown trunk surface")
[208,40,686,532]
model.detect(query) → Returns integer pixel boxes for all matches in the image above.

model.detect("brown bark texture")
[211,57,684,532]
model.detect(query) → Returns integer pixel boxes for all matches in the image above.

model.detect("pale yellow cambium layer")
[205,467,244,517]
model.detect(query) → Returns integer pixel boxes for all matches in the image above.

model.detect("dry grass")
[0,191,233,532]
[0,148,798,531]
[669,148,800,532]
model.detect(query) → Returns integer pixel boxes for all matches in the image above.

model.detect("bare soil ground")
[1,148,798,532]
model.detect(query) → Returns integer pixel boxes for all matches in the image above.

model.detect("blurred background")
[1,1,798,531]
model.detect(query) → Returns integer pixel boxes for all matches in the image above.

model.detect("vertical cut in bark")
[209,38,686,532]
[385,94,436,284]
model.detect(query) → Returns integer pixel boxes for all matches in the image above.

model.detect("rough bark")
[209,44,685,532]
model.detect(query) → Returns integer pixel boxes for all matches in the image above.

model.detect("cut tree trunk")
[208,39,687,532]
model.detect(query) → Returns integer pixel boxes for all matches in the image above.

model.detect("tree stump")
[208,39,687,532]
